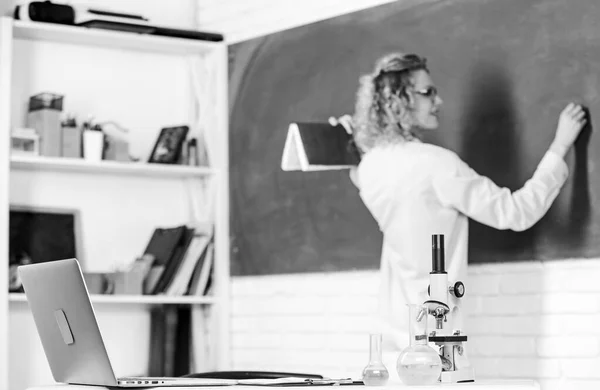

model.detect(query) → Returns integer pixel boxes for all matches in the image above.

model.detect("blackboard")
[229,0,599,276]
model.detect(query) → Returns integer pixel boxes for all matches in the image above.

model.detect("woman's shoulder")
[358,142,463,177]
[407,142,462,166]
[360,141,460,161]
[356,142,469,192]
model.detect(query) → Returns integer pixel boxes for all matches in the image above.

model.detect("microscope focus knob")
[449,281,465,298]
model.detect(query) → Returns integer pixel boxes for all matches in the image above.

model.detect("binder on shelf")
[281,122,361,172]
[151,226,195,294]
[142,225,187,294]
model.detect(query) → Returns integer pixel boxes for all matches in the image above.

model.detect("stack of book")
[141,224,214,297]
[143,223,215,377]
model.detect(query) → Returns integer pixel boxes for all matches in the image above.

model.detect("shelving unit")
[9,293,217,305]
[0,17,229,390]
[12,19,219,55]
[11,155,217,178]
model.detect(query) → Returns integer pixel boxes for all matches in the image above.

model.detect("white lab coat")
[356,141,568,353]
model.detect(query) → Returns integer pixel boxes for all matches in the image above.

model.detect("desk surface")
[27,379,539,389]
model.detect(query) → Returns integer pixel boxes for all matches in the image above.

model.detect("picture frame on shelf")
[148,125,189,164]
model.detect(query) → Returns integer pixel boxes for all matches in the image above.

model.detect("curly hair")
[352,52,429,153]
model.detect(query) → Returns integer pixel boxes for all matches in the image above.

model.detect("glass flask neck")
[368,334,384,363]
[407,304,429,347]
[411,334,428,346]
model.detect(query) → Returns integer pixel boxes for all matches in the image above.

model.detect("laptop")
[18,258,236,388]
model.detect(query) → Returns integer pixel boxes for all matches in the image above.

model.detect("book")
[190,306,210,372]
[163,305,179,377]
[173,306,193,376]
[281,122,361,172]
[165,234,211,296]
[148,307,166,376]
[187,242,213,296]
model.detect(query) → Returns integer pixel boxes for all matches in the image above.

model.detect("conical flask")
[361,333,389,386]
[396,304,442,385]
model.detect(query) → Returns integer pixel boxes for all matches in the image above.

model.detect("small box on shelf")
[28,92,64,111]
[83,272,109,294]
[83,271,145,295]
[103,129,129,162]
[61,114,82,158]
[109,270,145,295]
[82,124,104,162]
[11,127,40,156]
[26,92,64,157]
[83,254,154,296]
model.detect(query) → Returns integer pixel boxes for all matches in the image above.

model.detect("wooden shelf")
[12,19,220,55]
[9,292,215,305]
[10,155,214,178]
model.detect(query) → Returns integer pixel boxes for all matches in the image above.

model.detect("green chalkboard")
[229,0,598,275]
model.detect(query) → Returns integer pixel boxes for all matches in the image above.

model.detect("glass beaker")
[361,333,389,386]
[396,304,442,385]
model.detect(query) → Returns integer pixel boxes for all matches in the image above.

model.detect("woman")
[334,52,587,351]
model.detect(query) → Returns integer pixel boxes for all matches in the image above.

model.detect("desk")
[27,380,539,389]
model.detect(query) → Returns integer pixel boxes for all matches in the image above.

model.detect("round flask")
[396,304,442,385]
[361,333,389,386]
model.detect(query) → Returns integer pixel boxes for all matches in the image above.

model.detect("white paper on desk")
[236,377,312,386]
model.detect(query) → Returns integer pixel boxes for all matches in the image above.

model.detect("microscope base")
[440,367,475,383]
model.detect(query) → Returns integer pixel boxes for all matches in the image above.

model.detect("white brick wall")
[231,259,600,390]
[231,271,380,377]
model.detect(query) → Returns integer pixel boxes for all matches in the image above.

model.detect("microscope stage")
[429,335,468,342]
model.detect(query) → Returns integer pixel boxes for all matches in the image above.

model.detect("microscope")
[423,234,475,383]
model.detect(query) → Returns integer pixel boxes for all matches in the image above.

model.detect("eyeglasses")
[413,86,438,100]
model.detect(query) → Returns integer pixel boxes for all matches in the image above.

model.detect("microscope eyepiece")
[431,234,446,274]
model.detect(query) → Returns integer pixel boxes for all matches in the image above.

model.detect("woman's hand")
[550,103,588,158]
[328,115,354,134]
[329,115,360,188]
